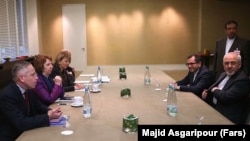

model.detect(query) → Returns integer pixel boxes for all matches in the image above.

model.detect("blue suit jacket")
[176,66,214,98]
[0,82,50,141]
[207,70,250,124]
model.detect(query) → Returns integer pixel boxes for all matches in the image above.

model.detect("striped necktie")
[24,91,30,114]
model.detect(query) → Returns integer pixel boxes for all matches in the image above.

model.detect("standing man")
[0,61,63,141]
[202,52,250,124]
[174,54,214,100]
[213,20,250,80]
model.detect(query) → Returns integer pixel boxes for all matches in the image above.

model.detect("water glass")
[61,115,74,135]
[196,115,205,125]
[119,67,127,80]
[163,87,169,102]
[154,79,161,91]
[121,87,131,98]
[123,114,139,133]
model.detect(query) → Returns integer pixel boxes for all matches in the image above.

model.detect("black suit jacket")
[50,64,75,92]
[213,36,250,79]
[0,82,50,141]
[176,66,214,98]
[207,70,250,124]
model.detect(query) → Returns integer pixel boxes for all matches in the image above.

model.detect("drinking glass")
[119,67,127,80]
[196,115,205,125]
[121,87,131,98]
[61,115,73,135]
[154,79,161,91]
[123,114,139,133]
[163,87,169,102]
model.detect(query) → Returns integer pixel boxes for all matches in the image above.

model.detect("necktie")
[193,73,197,82]
[24,91,30,114]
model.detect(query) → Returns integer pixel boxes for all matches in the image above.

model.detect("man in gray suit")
[202,52,250,124]
[213,20,250,80]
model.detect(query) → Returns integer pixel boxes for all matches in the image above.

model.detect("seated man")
[0,61,63,141]
[202,52,250,124]
[174,54,214,100]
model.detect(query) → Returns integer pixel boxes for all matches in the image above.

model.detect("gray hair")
[11,61,32,81]
[224,52,242,64]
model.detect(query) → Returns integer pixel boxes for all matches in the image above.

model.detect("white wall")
[26,0,39,56]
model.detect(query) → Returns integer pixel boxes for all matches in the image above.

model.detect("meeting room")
[1,0,250,141]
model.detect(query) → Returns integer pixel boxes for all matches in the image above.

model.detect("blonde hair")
[55,51,71,65]
[60,49,71,63]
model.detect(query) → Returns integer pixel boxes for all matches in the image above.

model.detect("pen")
[58,103,67,105]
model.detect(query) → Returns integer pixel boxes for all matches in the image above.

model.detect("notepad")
[50,116,66,126]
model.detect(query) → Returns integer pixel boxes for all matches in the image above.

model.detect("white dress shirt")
[225,37,235,54]
[213,75,231,104]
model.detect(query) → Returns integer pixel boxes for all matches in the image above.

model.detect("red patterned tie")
[24,92,30,113]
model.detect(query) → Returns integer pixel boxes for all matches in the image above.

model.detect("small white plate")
[71,103,83,107]
[154,88,162,91]
[61,130,73,135]
[90,89,101,93]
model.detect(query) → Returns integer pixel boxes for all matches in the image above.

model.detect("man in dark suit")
[0,61,63,141]
[202,52,250,124]
[174,54,214,100]
[213,20,250,80]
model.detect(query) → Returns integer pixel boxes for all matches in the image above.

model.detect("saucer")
[90,89,101,93]
[61,130,73,135]
[71,103,83,107]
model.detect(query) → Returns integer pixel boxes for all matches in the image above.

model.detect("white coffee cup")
[92,83,99,91]
[73,96,83,105]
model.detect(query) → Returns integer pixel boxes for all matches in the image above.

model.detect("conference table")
[17,65,233,141]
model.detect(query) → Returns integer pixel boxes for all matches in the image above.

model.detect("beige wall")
[38,0,250,65]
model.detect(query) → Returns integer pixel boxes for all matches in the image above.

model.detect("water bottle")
[97,65,102,84]
[83,84,92,118]
[166,83,178,117]
[144,66,151,85]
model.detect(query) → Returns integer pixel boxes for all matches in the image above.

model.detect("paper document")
[80,74,95,77]
[74,80,90,84]
[91,76,110,83]
[74,89,85,92]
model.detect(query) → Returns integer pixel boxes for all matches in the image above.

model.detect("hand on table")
[74,83,84,90]
[48,107,63,120]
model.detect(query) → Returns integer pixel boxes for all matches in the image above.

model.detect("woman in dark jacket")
[50,51,84,92]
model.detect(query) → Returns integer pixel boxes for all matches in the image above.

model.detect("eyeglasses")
[186,62,197,66]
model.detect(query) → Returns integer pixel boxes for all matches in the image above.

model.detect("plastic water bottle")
[166,83,178,117]
[97,65,102,84]
[144,66,151,85]
[83,84,92,118]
